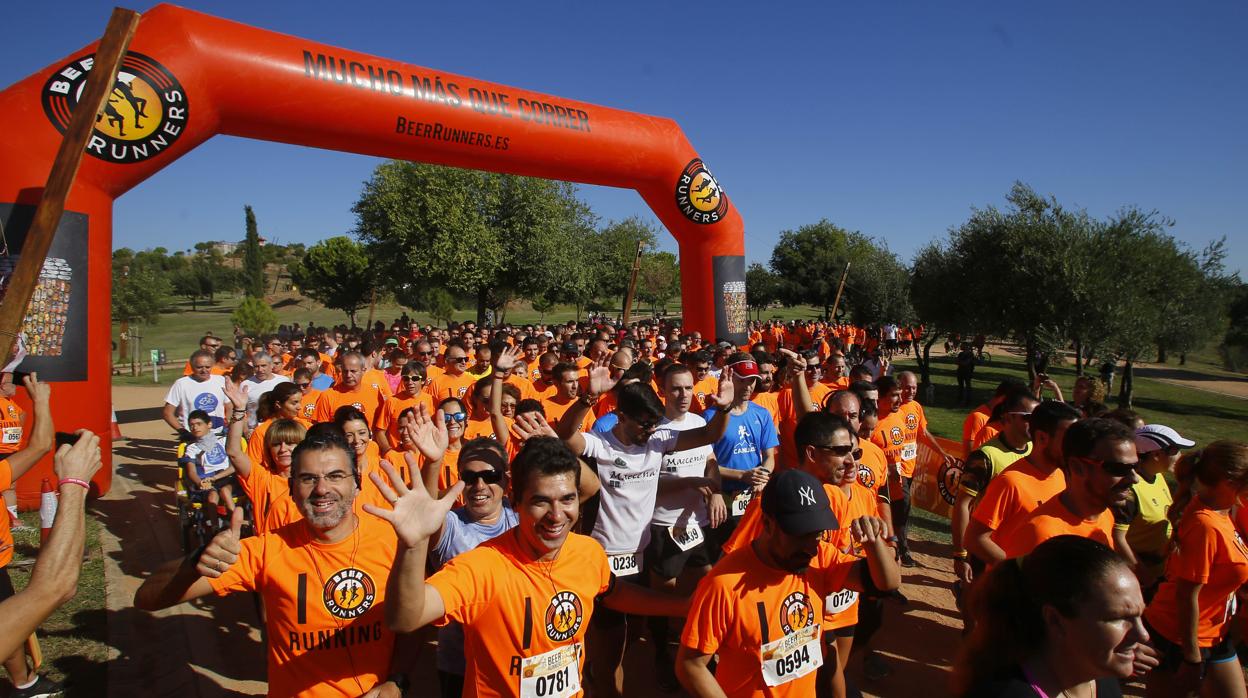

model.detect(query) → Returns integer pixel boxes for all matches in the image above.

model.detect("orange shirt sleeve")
[681,573,734,656]
[427,545,499,626]
[1169,513,1222,584]
[208,531,267,595]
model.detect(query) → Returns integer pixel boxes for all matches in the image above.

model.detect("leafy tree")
[232,296,278,337]
[636,251,680,316]
[353,161,597,324]
[769,220,910,323]
[594,217,658,307]
[530,295,557,324]
[289,236,375,326]
[1224,283,1248,371]
[242,205,265,298]
[112,265,169,325]
[170,265,214,311]
[745,263,781,321]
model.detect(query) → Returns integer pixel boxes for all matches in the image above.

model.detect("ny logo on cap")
[799,486,816,506]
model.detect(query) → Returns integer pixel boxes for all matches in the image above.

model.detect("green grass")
[6,511,107,693]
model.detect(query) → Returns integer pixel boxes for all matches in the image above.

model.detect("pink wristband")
[58,478,90,491]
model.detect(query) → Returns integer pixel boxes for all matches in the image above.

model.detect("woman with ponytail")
[1143,441,1248,698]
[952,535,1148,697]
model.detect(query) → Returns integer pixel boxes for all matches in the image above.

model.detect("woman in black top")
[952,536,1155,697]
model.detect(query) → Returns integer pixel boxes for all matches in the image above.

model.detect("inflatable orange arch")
[0,4,746,500]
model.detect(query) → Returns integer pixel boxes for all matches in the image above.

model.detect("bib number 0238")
[608,552,640,577]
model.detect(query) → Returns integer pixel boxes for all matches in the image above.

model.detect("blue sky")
[3,1,1245,275]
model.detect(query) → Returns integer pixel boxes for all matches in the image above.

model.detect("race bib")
[825,588,859,615]
[760,624,822,687]
[608,552,640,577]
[2,427,21,444]
[520,643,581,698]
[730,491,753,517]
[901,442,917,460]
[668,525,704,552]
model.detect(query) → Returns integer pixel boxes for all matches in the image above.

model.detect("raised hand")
[405,405,448,462]
[222,377,248,410]
[197,507,245,578]
[849,516,889,546]
[587,355,617,397]
[778,348,806,376]
[512,412,557,442]
[21,372,50,405]
[706,372,735,410]
[363,461,464,548]
[493,344,523,375]
[53,430,102,483]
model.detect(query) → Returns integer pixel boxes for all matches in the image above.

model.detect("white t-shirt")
[651,412,712,528]
[164,374,227,431]
[581,428,680,555]
[243,374,291,428]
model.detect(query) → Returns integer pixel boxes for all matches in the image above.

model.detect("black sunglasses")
[1074,456,1137,478]
[814,444,855,457]
[460,469,503,486]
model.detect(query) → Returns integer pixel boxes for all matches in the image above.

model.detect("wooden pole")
[828,261,851,321]
[0,7,141,370]
[620,239,644,326]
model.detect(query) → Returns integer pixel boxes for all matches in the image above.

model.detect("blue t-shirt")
[592,412,619,434]
[431,504,519,675]
[310,373,335,391]
[702,403,780,493]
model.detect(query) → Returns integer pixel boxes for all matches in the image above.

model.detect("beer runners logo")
[322,568,377,620]
[938,458,964,506]
[856,463,876,490]
[780,591,815,634]
[545,591,584,641]
[41,52,188,165]
[675,158,728,224]
[889,426,904,447]
[905,413,918,431]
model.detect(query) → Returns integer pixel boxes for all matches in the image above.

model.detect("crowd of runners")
[1,315,1246,697]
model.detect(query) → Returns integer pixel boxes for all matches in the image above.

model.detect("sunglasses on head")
[443,412,468,424]
[460,469,503,485]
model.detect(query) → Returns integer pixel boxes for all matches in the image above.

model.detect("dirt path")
[106,384,963,697]
[1131,363,1248,400]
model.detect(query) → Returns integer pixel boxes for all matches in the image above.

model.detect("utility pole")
[621,239,644,326]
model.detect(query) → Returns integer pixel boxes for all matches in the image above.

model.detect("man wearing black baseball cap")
[677,469,898,697]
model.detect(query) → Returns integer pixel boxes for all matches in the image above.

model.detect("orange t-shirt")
[776,383,832,469]
[0,459,13,567]
[972,421,1001,451]
[209,515,398,697]
[752,393,781,430]
[238,457,302,535]
[541,396,593,434]
[438,447,462,493]
[995,495,1114,560]
[819,376,850,392]
[723,483,849,568]
[822,482,878,629]
[312,383,387,425]
[0,396,26,455]
[682,540,857,697]
[961,404,991,450]
[427,530,612,698]
[298,390,321,421]
[855,440,890,500]
[690,376,721,415]
[428,371,476,404]
[362,368,395,399]
[973,458,1066,533]
[871,403,924,479]
[1145,503,1248,647]
[505,374,536,402]
[247,417,312,465]
[373,392,434,446]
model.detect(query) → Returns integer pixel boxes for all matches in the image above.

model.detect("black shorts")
[1143,618,1237,671]
[0,567,14,602]
[645,523,713,581]
[832,624,856,638]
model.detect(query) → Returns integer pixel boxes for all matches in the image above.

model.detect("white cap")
[1135,424,1195,454]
